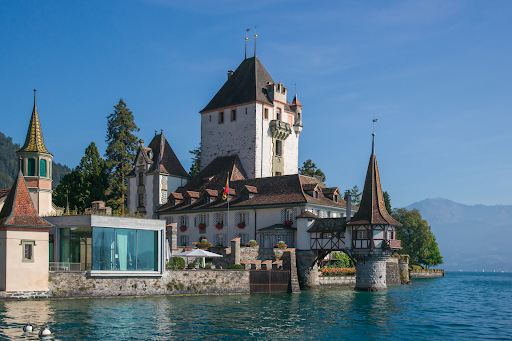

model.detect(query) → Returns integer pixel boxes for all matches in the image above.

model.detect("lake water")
[0,272,511,340]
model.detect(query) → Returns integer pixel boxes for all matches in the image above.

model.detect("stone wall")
[386,257,400,285]
[354,252,389,291]
[410,270,445,278]
[47,270,250,298]
[318,276,356,287]
[296,250,319,289]
[399,255,410,284]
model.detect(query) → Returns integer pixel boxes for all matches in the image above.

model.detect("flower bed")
[319,267,356,277]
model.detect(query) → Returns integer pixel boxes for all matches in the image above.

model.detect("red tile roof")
[0,171,53,227]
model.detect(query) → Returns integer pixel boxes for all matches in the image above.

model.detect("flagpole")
[227,171,230,245]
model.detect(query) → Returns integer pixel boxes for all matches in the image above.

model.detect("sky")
[1,0,511,208]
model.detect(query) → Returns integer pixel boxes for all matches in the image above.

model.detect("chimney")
[344,190,352,222]
[227,70,234,80]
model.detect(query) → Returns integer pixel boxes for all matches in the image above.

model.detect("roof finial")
[245,29,250,60]
[372,116,378,156]
[155,130,157,136]
[161,129,163,135]
[33,89,37,110]
[254,25,257,57]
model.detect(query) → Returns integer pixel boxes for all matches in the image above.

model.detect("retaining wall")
[386,257,400,285]
[318,276,355,287]
[410,270,445,278]
[46,270,250,299]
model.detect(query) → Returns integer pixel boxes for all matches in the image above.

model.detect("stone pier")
[354,252,391,291]
[296,250,319,289]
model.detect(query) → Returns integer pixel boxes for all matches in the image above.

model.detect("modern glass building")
[45,215,165,276]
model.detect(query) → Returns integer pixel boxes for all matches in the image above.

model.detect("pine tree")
[350,185,362,207]
[189,144,201,177]
[298,159,326,182]
[104,99,139,214]
[53,142,108,212]
[383,191,392,215]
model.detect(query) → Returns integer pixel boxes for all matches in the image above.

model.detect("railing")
[384,239,401,249]
[49,262,82,272]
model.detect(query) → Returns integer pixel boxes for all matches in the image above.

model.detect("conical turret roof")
[347,137,402,227]
[17,90,51,155]
[0,170,53,227]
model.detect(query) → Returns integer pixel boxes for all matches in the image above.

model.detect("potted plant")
[283,220,293,227]
[198,223,206,231]
[245,240,259,247]
[237,221,246,229]
[274,241,287,249]
[179,226,187,232]
[215,222,223,230]
[194,239,212,249]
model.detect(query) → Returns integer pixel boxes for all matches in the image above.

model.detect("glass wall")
[91,227,158,271]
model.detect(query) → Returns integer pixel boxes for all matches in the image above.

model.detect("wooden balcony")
[384,239,401,250]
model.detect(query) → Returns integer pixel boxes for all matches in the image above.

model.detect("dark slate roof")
[296,211,318,219]
[201,57,274,113]
[158,164,351,214]
[259,224,297,231]
[307,218,347,233]
[147,133,189,177]
[347,151,402,227]
[0,171,53,227]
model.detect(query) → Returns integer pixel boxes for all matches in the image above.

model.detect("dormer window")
[334,195,338,202]
[313,191,319,199]
[242,192,249,200]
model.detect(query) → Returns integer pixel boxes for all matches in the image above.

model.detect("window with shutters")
[179,235,188,247]
[357,230,368,239]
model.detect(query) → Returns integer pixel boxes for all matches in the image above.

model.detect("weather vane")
[372,115,378,135]
[245,29,250,59]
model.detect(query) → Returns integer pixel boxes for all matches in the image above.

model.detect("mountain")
[0,131,71,189]
[407,198,512,272]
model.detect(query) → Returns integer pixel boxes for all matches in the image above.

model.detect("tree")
[350,185,361,207]
[383,191,392,215]
[104,99,139,214]
[420,235,443,268]
[53,142,108,213]
[392,208,435,267]
[189,144,201,177]
[298,159,326,182]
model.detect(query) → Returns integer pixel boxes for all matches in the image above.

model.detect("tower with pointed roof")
[16,90,54,216]
[200,53,303,179]
[346,131,402,291]
[127,130,190,218]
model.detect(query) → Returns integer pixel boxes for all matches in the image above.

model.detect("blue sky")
[1,0,511,207]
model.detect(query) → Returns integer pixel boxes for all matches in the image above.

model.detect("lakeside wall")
[318,276,355,287]
[410,270,445,278]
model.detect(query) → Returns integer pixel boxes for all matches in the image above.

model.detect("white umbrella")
[173,249,223,268]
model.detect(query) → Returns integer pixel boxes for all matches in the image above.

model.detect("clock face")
[139,157,143,164]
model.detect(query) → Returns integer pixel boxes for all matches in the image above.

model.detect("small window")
[298,112,300,120]
[386,231,394,240]
[322,233,332,239]
[245,108,248,115]
[239,212,247,223]
[216,234,225,247]
[204,196,210,204]
[219,111,224,124]
[275,172,282,176]
[231,109,237,121]
[27,158,35,176]
[209,115,211,122]
[22,241,35,262]
[242,192,249,200]
[275,140,282,156]
[334,195,338,202]
[313,191,319,199]
[276,108,281,121]
[40,159,47,178]
[138,193,144,207]
[179,235,188,247]
[138,171,144,185]
[285,208,293,221]
[327,211,331,218]
[357,230,368,239]
[264,108,269,120]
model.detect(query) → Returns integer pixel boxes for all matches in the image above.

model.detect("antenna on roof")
[372,115,378,155]
[245,29,250,60]
[254,25,257,57]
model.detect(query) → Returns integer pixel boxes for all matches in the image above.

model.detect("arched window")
[40,159,47,178]
[27,159,36,176]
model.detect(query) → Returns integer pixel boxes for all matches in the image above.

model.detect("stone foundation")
[0,291,50,299]
[318,276,356,287]
[44,270,250,299]
[386,257,400,285]
[296,250,319,289]
[354,252,390,291]
[399,255,410,283]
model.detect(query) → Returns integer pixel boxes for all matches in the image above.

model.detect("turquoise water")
[1,272,511,340]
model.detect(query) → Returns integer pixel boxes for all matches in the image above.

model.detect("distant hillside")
[407,198,512,271]
[0,131,71,189]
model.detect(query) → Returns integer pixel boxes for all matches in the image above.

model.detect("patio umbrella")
[173,249,223,268]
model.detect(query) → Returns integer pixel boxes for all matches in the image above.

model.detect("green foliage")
[104,99,139,211]
[392,207,442,268]
[166,257,186,270]
[53,142,109,213]
[228,264,244,269]
[383,191,392,215]
[298,159,326,182]
[350,185,361,207]
[189,144,201,177]
[332,251,354,268]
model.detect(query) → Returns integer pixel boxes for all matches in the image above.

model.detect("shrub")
[194,239,212,249]
[187,261,198,269]
[228,264,244,269]
[245,240,259,247]
[274,241,287,249]
[167,257,186,270]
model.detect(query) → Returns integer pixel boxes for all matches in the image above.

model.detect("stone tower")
[126,131,190,218]
[16,90,54,216]
[346,133,402,291]
[200,56,302,179]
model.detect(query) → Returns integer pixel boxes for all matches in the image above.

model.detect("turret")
[290,89,303,135]
[16,90,54,216]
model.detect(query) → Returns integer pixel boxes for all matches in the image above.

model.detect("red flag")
[222,175,229,200]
